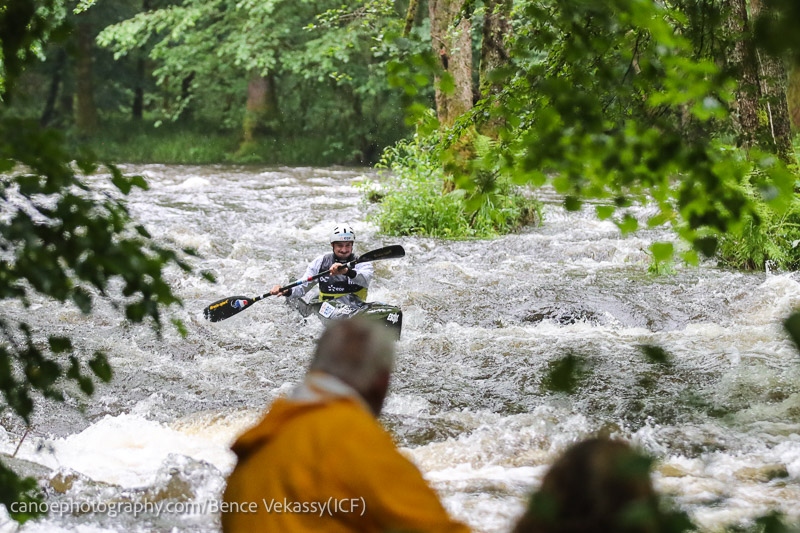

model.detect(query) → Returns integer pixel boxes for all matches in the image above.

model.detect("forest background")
[3,0,800,525]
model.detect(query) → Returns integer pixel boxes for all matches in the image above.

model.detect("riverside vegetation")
[3,0,800,530]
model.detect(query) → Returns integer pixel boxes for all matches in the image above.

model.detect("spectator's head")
[513,438,662,533]
[309,317,395,416]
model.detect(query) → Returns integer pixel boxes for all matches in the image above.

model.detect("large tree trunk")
[75,21,99,135]
[478,0,512,138]
[428,0,473,128]
[750,0,796,163]
[479,0,511,100]
[725,0,795,163]
[240,73,278,150]
[725,0,760,151]
[757,51,795,162]
[403,0,420,37]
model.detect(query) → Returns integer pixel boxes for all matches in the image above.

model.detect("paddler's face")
[332,241,353,261]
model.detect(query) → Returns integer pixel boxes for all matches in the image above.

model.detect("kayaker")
[221,318,470,533]
[269,223,373,301]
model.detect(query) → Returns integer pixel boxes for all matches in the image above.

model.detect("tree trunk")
[403,0,419,37]
[241,73,278,149]
[75,21,99,135]
[789,66,800,130]
[132,0,151,120]
[428,0,473,128]
[40,49,67,127]
[750,0,796,163]
[725,0,795,163]
[757,51,795,162]
[477,0,512,138]
[132,55,145,120]
[725,0,760,151]
[479,0,511,100]
[180,71,195,119]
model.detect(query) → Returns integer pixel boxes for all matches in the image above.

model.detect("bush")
[716,170,800,271]
[363,136,541,239]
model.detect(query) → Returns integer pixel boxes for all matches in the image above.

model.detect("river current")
[2,165,800,532]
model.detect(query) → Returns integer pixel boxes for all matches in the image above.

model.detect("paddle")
[202,244,405,322]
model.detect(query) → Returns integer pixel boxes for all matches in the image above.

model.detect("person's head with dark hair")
[513,438,666,533]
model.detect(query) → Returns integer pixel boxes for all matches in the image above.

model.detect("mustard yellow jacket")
[222,375,470,533]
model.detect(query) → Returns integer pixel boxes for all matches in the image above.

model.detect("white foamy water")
[1,164,799,532]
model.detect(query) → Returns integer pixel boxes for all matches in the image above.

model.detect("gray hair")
[309,318,396,393]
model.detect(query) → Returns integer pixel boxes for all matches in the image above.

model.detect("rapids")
[2,165,800,532]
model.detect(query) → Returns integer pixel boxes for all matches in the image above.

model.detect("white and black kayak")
[289,292,403,339]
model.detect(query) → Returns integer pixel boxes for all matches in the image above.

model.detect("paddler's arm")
[270,255,325,298]
[332,261,373,287]
[269,285,291,297]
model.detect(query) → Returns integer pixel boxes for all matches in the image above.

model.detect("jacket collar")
[289,371,371,413]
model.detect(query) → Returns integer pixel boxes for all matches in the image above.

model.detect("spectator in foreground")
[222,317,470,533]
[512,437,692,533]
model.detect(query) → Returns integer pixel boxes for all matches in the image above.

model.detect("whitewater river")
[2,165,800,532]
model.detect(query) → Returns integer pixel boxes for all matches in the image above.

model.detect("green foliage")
[644,243,677,275]
[95,0,412,160]
[364,134,541,238]
[1,0,191,522]
[0,461,42,523]
[754,0,800,66]
[387,0,798,263]
[782,312,800,354]
[488,0,769,257]
[84,118,382,165]
[85,119,239,164]
[716,170,800,271]
[541,353,587,395]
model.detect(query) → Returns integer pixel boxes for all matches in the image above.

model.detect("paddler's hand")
[270,284,290,297]
[330,263,348,276]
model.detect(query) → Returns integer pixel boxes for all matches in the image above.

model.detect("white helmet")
[330,224,356,243]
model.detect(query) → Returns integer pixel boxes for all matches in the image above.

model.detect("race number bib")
[319,301,336,318]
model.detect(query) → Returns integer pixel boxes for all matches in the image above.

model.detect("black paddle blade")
[203,295,256,322]
[357,245,405,264]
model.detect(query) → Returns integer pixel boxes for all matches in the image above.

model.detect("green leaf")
[48,336,72,353]
[129,175,149,190]
[783,312,800,354]
[88,352,113,382]
[617,214,639,234]
[640,344,672,365]
[16,175,42,196]
[564,196,582,211]
[693,236,718,257]
[596,205,615,220]
[542,353,587,394]
[72,287,93,314]
[135,225,152,238]
[0,462,45,523]
[171,318,188,338]
[650,242,674,263]
[110,166,132,194]
[438,72,455,94]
